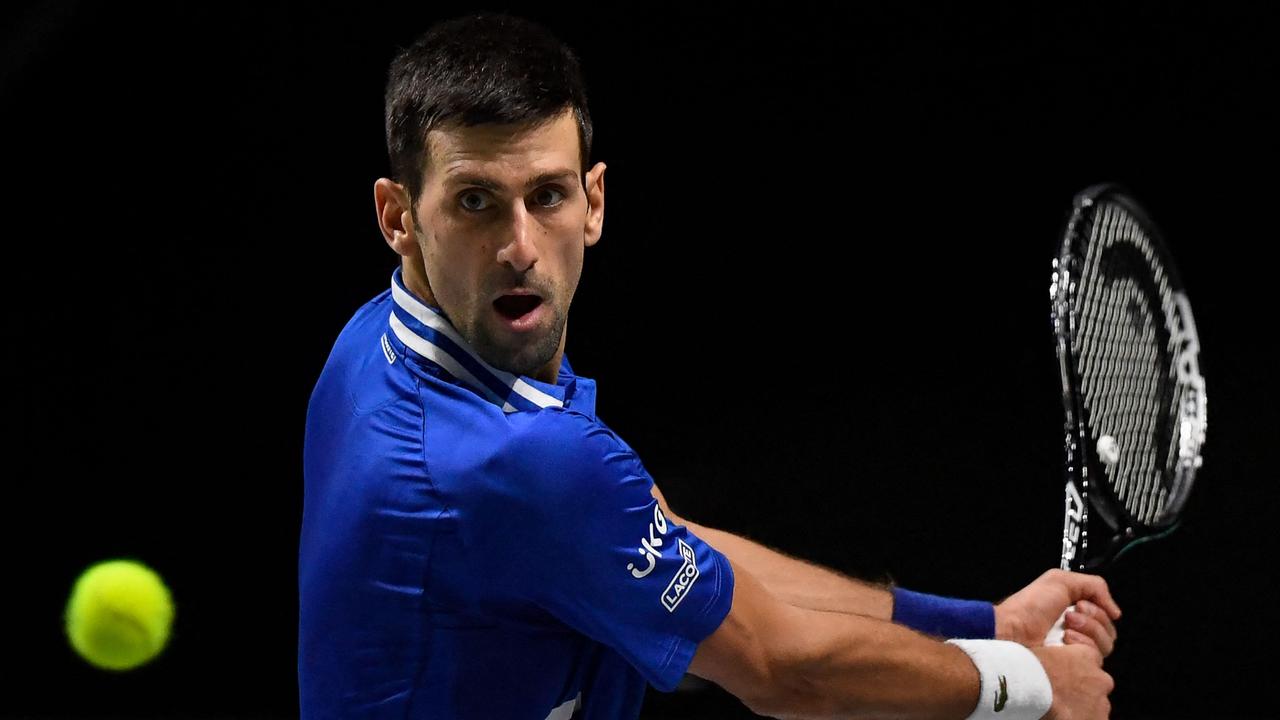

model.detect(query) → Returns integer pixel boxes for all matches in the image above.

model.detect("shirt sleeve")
[461,408,735,692]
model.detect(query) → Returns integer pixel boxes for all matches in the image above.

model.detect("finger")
[1065,609,1115,657]
[1064,573,1123,620]
[1075,599,1118,644]
[1060,624,1101,653]
[1063,630,1105,665]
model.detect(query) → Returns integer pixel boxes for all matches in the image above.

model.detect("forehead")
[425,109,581,185]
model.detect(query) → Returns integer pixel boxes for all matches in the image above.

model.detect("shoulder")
[325,289,395,361]
[307,290,418,421]
[484,408,639,494]
[447,408,651,530]
[507,409,624,463]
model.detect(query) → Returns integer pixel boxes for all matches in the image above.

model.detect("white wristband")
[946,639,1053,720]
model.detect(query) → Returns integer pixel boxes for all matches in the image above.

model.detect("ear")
[583,161,606,248]
[374,178,418,258]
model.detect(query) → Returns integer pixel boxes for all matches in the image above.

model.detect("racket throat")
[1059,478,1088,571]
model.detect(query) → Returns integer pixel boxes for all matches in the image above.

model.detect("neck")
[535,330,567,385]
[401,257,439,309]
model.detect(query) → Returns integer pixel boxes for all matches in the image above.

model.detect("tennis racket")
[1044,184,1207,645]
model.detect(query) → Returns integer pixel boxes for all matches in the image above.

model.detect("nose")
[495,205,539,273]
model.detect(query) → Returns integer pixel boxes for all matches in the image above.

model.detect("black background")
[4,2,1277,718]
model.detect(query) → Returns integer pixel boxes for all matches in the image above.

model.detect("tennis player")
[300,13,1120,719]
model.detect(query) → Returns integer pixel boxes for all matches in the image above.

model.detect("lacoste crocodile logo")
[994,675,1008,712]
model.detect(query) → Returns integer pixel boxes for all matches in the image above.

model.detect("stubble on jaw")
[420,262,569,378]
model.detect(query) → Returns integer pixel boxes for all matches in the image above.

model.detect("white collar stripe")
[384,312,519,409]
[389,304,519,404]
[388,313,518,412]
[511,378,563,409]
[388,274,564,412]
[390,281,474,354]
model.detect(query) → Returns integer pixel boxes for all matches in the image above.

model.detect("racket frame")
[1050,183,1206,572]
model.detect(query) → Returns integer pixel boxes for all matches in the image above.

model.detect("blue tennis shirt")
[300,269,735,718]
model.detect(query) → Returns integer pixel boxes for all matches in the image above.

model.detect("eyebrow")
[446,169,579,192]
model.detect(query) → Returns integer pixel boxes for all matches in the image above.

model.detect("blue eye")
[534,187,566,208]
[460,191,492,211]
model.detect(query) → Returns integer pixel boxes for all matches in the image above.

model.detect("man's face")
[410,109,601,378]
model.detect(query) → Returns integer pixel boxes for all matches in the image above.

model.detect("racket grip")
[1044,608,1070,646]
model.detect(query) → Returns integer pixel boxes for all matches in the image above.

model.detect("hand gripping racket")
[1044,184,1207,645]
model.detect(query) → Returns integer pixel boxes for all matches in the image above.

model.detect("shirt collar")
[386,268,585,414]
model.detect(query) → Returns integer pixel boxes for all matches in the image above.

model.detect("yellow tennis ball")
[65,559,174,671]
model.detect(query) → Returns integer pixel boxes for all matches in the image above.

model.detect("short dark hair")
[384,13,594,202]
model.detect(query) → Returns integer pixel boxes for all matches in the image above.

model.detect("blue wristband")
[891,587,995,639]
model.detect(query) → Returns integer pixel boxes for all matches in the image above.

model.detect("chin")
[476,332,560,378]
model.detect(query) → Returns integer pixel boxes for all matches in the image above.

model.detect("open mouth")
[493,294,543,321]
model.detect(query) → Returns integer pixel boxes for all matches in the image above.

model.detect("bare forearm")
[688,557,1006,720]
[759,601,980,718]
[688,520,892,619]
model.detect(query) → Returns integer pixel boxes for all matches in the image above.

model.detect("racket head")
[1050,184,1207,571]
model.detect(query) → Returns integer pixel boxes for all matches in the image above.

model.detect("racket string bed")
[1071,202,1178,527]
